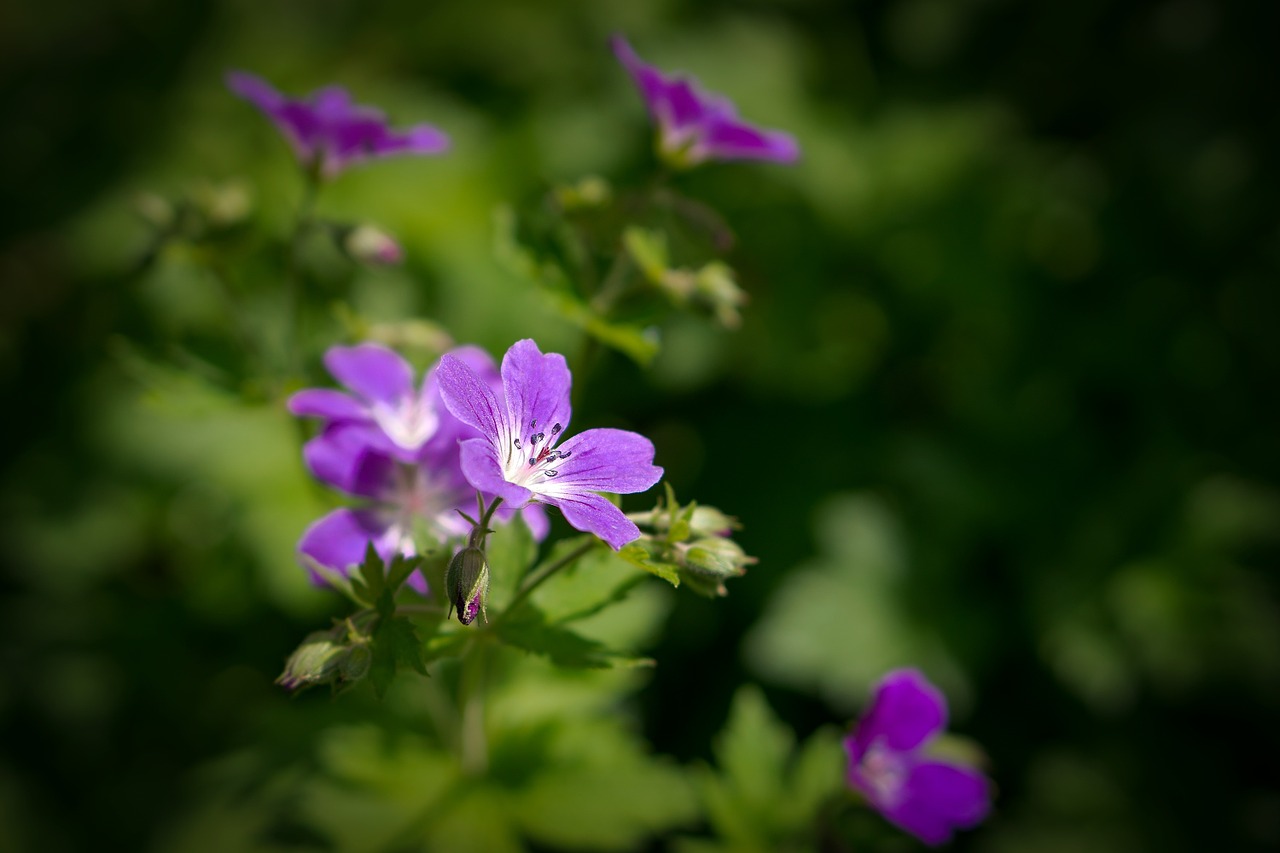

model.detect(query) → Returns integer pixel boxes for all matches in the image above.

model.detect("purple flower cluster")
[845,669,991,845]
[612,35,799,168]
[227,71,448,177]
[292,340,662,590]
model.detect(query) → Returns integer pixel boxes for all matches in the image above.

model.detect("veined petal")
[458,438,533,506]
[437,353,510,451]
[884,761,990,845]
[298,507,396,583]
[288,388,366,420]
[500,339,572,459]
[545,491,642,550]
[535,428,662,496]
[854,669,948,758]
[324,343,415,406]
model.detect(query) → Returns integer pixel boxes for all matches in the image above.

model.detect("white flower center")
[504,418,571,489]
[860,739,909,809]
[372,393,438,451]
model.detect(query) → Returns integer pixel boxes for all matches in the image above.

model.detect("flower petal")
[303,423,395,499]
[297,507,396,583]
[853,669,948,758]
[520,503,550,541]
[703,120,800,163]
[500,339,572,454]
[324,343,414,406]
[437,352,510,449]
[536,428,662,496]
[459,438,533,506]
[226,70,285,111]
[883,761,990,846]
[543,490,642,550]
[287,388,367,421]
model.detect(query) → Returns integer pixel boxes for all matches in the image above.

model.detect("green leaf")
[351,543,385,608]
[369,616,428,698]
[496,604,652,669]
[618,543,681,587]
[385,553,424,595]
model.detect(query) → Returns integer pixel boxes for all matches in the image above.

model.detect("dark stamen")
[560,450,572,459]
[530,419,537,431]
[544,470,558,478]
[551,423,562,434]
[514,438,522,449]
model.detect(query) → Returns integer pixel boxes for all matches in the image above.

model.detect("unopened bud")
[686,506,740,538]
[693,262,747,329]
[344,224,404,266]
[277,628,369,691]
[681,537,756,579]
[445,546,490,626]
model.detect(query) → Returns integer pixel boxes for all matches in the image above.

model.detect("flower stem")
[502,538,598,617]
[458,636,490,776]
[282,169,321,381]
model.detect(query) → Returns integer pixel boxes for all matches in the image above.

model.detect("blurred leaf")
[497,604,653,669]
[682,685,844,852]
[618,543,681,587]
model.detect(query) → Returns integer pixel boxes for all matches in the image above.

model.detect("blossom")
[290,343,488,463]
[611,35,799,168]
[845,669,991,845]
[436,339,663,550]
[226,71,448,177]
[294,345,548,590]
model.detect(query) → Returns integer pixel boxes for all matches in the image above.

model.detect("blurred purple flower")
[226,71,448,177]
[294,345,548,590]
[290,343,492,463]
[845,669,991,846]
[611,35,799,168]
[436,339,663,550]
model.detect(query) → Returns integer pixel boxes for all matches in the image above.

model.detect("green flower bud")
[276,628,369,691]
[681,537,756,579]
[342,224,404,266]
[445,546,490,626]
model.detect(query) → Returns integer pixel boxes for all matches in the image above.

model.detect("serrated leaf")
[496,605,652,669]
[385,553,424,594]
[352,543,385,608]
[369,616,428,698]
[619,543,681,587]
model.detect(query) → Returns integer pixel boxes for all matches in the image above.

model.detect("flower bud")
[693,262,747,329]
[681,537,756,579]
[277,628,369,691]
[445,546,490,626]
[343,224,404,266]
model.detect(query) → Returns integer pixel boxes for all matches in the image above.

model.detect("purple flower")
[290,343,488,463]
[297,421,470,592]
[612,35,799,168]
[436,339,663,550]
[226,71,448,177]
[294,346,549,591]
[845,669,991,846]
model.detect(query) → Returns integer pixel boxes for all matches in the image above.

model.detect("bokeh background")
[3,0,1279,850]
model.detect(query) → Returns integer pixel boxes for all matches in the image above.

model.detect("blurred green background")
[3,0,1279,850]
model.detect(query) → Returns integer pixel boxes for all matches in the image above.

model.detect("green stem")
[458,636,490,776]
[501,538,598,618]
[282,170,321,382]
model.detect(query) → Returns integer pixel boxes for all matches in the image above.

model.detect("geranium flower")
[290,343,495,463]
[845,669,991,846]
[226,71,448,177]
[294,346,548,590]
[436,339,662,550]
[612,35,799,168]
[297,421,470,592]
